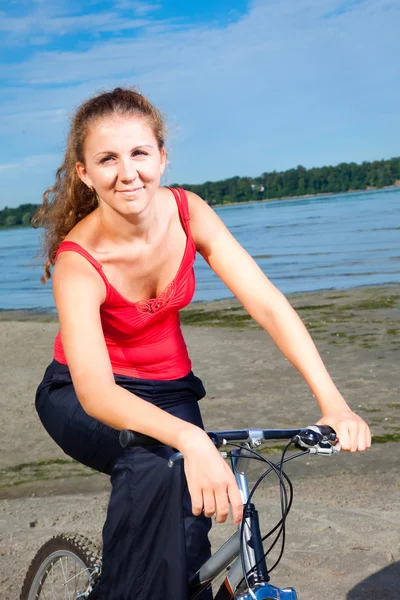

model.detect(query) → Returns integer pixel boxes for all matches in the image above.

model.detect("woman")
[34,87,371,600]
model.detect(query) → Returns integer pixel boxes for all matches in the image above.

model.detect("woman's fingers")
[336,421,351,451]
[358,422,371,452]
[342,419,372,452]
[357,427,366,452]
[337,421,363,452]
[188,478,243,525]
[192,481,243,525]
[349,420,359,452]
[319,410,372,453]
[188,479,204,517]
[214,485,230,523]
[366,423,372,448]
[213,481,243,525]
[202,488,216,518]
[228,482,244,526]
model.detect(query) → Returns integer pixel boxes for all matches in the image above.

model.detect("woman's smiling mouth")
[117,186,144,196]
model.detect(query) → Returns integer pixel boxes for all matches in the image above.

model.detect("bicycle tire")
[20,533,101,600]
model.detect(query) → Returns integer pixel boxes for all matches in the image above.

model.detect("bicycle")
[20,424,339,600]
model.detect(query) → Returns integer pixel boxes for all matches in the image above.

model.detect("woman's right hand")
[178,427,243,526]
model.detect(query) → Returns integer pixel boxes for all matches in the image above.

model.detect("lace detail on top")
[135,279,176,314]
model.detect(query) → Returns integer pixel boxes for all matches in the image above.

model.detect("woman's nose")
[119,158,138,181]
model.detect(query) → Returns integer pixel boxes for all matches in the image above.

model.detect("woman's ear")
[160,147,167,176]
[76,162,93,190]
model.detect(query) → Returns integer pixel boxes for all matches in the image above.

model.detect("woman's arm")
[52,252,243,524]
[188,192,371,453]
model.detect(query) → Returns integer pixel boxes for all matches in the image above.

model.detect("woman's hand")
[178,428,243,525]
[317,408,371,452]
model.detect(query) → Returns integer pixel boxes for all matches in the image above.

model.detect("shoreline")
[1,282,400,321]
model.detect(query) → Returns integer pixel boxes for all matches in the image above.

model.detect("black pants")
[35,360,213,600]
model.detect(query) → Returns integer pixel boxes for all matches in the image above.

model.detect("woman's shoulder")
[53,246,107,310]
[62,210,99,247]
[183,190,210,220]
[54,212,105,290]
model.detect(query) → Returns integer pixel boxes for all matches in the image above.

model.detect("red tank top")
[53,188,195,380]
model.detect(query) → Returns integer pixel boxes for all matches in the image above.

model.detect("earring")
[89,185,95,192]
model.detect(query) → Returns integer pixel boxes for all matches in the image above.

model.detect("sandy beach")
[0,284,399,599]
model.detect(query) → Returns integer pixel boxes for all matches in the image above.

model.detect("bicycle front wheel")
[20,533,101,600]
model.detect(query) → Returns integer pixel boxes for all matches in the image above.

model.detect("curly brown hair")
[32,87,166,283]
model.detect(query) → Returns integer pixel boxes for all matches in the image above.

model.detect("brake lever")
[308,443,341,455]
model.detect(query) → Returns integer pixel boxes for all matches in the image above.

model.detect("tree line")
[175,157,400,205]
[1,157,399,228]
[0,203,40,229]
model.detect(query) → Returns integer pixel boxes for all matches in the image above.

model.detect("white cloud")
[0,154,60,172]
[0,107,67,138]
[0,12,152,36]
[3,0,399,87]
[0,161,21,173]
[0,0,169,50]
[114,1,162,16]
[0,0,399,196]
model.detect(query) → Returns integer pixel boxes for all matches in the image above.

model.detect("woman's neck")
[95,196,160,245]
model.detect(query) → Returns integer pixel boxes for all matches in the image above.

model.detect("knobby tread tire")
[20,532,101,600]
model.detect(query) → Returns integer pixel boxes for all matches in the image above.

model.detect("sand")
[0,285,399,599]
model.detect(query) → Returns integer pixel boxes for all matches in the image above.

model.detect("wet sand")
[0,285,399,599]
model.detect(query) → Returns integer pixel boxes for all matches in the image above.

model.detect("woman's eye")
[98,150,147,164]
[99,156,114,164]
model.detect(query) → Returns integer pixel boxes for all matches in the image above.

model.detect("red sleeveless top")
[53,188,195,380]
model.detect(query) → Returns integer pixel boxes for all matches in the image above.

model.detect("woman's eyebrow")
[94,144,154,157]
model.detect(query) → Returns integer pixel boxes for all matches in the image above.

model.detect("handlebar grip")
[119,430,161,448]
[119,430,225,449]
[317,425,337,441]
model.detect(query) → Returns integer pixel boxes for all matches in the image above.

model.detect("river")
[0,188,399,310]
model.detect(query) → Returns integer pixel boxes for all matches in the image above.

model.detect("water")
[0,188,399,310]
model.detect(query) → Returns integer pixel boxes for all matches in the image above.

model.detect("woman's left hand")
[317,409,371,452]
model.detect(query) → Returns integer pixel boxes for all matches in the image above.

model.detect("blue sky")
[0,0,399,209]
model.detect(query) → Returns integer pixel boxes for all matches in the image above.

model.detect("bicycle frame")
[188,429,301,600]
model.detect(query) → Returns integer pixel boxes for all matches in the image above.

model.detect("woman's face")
[76,114,166,217]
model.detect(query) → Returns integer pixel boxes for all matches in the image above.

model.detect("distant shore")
[214,183,400,209]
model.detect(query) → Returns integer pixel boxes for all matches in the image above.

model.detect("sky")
[0,0,399,209]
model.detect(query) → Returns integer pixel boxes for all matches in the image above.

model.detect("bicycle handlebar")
[119,425,337,451]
